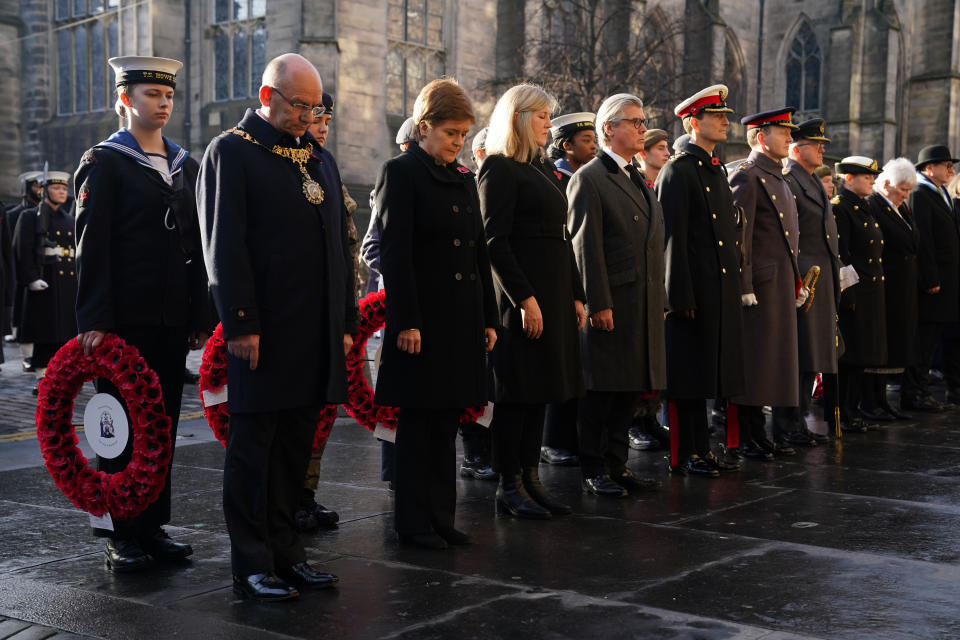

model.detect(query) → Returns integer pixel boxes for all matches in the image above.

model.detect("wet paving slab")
[2,408,960,638]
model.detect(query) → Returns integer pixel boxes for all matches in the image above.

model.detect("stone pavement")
[2,342,960,638]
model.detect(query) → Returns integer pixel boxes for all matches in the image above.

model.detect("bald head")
[258,53,323,138]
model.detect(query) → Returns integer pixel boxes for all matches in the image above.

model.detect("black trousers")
[902,321,945,401]
[223,405,317,576]
[490,402,545,476]
[772,371,837,437]
[667,398,710,465]
[542,398,579,452]
[942,322,960,394]
[95,325,188,539]
[838,364,864,420]
[394,408,460,536]
[577,390,637,478]
[459,421,491,461]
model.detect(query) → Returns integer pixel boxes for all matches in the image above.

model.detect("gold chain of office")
[226,127,325,205]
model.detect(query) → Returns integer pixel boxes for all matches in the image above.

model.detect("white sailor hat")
[396,117,416,145]
[472,127,489,154]
[17,171,43,184]
[550,112,596,140]
[108,56,182,88]
[674,84,734,118]
[835,156,880,175]
[42,171,71,186]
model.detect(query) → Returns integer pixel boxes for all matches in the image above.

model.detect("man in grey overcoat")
[729,108,807,460]
[568,93,666,498]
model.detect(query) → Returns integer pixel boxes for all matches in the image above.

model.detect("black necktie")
[625,163,647,192]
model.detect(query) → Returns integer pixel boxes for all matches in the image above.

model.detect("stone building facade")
[1,0,958,206]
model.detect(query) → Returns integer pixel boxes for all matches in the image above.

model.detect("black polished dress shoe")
[582,474,628,497]
[859,407,895,423]
[612,468,661,491]
[497,475,552,518]
[755,436,796,456]
[233,572,299,601]
[139,528,193,560]
[22,358,34,372]
[627,426,658,451]
[840,419,868,433]
[539,446,579,466]
[522,467,572,514]
[880,404,912,420]
[460,456,499,481]
[104,538,153,573]
[703,450,741,472]
[801,427,829,444]
[312,503,340,528]
[398,532,449,549]
[901,395,944,412]
[779,430,817,446]
[738,440,775,460]
[276,562,338,589]
[434,526,471,546]
[670,455,719,477]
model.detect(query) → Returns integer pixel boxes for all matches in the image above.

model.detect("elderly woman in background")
[860,158,919,421]
[374,79,498,549]
[479,84,586,519]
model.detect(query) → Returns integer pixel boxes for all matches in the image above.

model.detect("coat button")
[718,240,723,246]
[867,258,873,263]
[826,234,831,239]
[455,272,462,281]
[453,238,461,247]
[869,239,874,244]
[879,258,883,263]
[771,194,777,201]
[785,231,789,237]
[59,270,64,275]
[237,309,246,318]
[872,276,877,282]
[698,160,703,166]
[69,271,74,276]
[56,231,61,236]
[875,222,879,228]
[452,205,460,213]
[761,178,766,183]
[705,186,711,192]
[881,239,884,245]
[863,222,868,227]
[633,215,639,221]
[854,205,859,210]
[712,213,717,219]
[881,275,885,281]
[779,212,784,218]
[722,267,727,274]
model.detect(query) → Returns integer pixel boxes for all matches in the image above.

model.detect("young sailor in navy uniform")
[6,171,43,363]
[832,156,885,432]
[656,85,745,477]
[12,171,77,392]
[548,112,597,191]
[74,56,213,572]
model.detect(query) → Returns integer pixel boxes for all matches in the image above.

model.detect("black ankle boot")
[495,475,551,519]
[521,467,571,515]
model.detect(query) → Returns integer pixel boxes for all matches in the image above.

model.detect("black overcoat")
[783,158,842,373]
[198,110,356,413]
[729,151,801,407]
[373,142,498,409]
[479,153,584,403]
[867,194,919,368]
[834,187,887,366]
[12,202,77,344]
[75,136,211,336]
[657,141,745,399]
[0,206,12,350]
[568,151,666,392]
[910,183,960,323]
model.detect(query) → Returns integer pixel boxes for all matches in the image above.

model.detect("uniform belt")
[43,246,75,258]
[511,223,569,240]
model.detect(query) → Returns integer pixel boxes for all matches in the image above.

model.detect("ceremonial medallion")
[300,166,325,204]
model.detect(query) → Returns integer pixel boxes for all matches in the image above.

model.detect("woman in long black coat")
[862,159,919,420]
[374,79,498,550]
[478,84,586,519]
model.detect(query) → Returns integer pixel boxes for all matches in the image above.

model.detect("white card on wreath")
[374,423,396,443]
[89,512,114,531]
[83,393,129,460]
[475,402,495,428]
[202,385,228,406]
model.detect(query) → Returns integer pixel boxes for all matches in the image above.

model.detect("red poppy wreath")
[35,334,172,520]
[199,324,338,453]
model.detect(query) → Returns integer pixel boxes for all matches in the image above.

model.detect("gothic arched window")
[785,22,821,112]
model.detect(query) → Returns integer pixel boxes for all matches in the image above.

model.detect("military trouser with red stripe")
[666,399,715,468]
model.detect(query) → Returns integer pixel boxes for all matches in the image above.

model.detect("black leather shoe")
[139,528,193,561]
[522,467,572,514]
[276,562,338,589]
[233,572,299,601]
[738,440,775,460]
[312,503,339,528]
[539,447,579,466]
[497,475,552,518]
[779,430,817,446]
[703,450,741,472]
[460,456,499,481]
[434,526,471,546]
[671,455,719,477]
[398,532,449,550]
[840,418,868,433]
[32,383,38,396]
[104,538,153,573]
[612,468,661,491]
[901,395,944,412]
[22,357,34,372]
[627,426,658,451]
[756,436,796,456]
[801,428,829,444]
[860,407,895,423]
[582,474,628,497]
[880,404,912,420]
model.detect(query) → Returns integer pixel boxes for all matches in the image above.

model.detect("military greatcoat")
[911,181,960,324]
[834,187,887,367]
[783,158,842,373]
[657,141,745,399]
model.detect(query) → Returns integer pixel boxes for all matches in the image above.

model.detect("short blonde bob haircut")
[412,77,476,141]
[484,83,557,164]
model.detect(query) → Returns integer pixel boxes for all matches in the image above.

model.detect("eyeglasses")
[795,142,826,149]
[270,87,325,118]
[615,117,647,130]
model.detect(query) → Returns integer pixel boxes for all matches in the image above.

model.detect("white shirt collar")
[603,148,632,173]
[877,191,896,210]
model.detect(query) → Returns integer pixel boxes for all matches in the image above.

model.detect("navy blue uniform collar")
[680,140,722,171]
[97,128,188,174]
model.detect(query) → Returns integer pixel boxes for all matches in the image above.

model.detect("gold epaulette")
[830,195,840,205]
[737,160,753,170]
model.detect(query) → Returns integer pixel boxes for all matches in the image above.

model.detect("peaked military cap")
[741,107,798,129]
[396,117,416,145]
[42,171,71,186]
[321,92,335,115]
[836,156,880,175]
[674,84,733,118]
[915,144,960,170]
[793,118,830,143]
[18,170,42,185]
[108,56,182,88]
[643,129,668,150]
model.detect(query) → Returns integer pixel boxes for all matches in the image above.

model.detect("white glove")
[28,279,49,292]
[741,293,758,307]
[795,286,810,309]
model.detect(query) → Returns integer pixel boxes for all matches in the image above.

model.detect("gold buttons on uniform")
[722,267,727,274]
[882,275,885,281]
[237,309,246,318]
[56,231,61,236]
[633,215,639,221]
[779,212,784,219]
[863,222,868,227]
[698,161,703,166]
[67,231,72,236]
[718,240,724,246]
[455,273,462,280]
[761,178,766,183]
[772,195,777,201]
[826,234,831,239]
[59,270,64,275]
[453,238,461,247]
[785,231,790,236]
[705,186,711,192]
[712,213,717,219]
[870,239,874,244]
[452,205,460,213]
[854,205,859,210]
[875,222,879,228]
[867,258,873,263]
[872,276,877,282]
